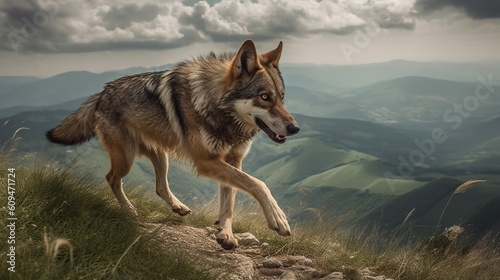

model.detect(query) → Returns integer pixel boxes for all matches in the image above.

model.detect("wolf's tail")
[46,93,100,145]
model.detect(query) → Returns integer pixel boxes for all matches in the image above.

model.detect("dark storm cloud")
[0,0,198,53]
[0,0,76,52]
[180,0,416,41]
[415,0,500,19]
[0,0,418,54]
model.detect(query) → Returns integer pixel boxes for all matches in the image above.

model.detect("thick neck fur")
[180,53,258,149]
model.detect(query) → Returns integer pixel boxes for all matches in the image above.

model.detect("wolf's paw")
[268,214,291,236]
[216,230,238,250]
[172,204,191,216]
[266,202,291,236]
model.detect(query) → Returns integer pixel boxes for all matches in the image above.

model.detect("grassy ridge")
[0,164,212,280]
[232,208,500,280]
[1,157,499,280]
[162,190,500,280]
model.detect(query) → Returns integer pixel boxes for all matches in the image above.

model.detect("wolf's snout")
[286,124,300,135]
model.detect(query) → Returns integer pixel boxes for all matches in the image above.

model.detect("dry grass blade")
[402,208,416,225]
[43,229,74,267]
[52,239,74,266]
[112,235,142,275]
[435,179,486,235]
[12,127,30,140]
[43,228,50,256]
[454,180,487,194]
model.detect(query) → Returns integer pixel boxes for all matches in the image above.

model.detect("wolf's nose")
[286,124,300,135]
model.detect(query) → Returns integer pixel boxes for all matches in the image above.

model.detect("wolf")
[46,40,300,250]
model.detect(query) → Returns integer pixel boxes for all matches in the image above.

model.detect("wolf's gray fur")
[47,40,299,250]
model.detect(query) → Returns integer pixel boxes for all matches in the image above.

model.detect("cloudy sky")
[0,0,499,77]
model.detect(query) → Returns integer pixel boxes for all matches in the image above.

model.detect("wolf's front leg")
[196,159,291,239]
[215,185,238,250]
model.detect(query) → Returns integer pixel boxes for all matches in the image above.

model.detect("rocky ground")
[141,223,394,280]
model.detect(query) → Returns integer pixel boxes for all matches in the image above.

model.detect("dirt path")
[141,223,331,279]
[141,223,391,280]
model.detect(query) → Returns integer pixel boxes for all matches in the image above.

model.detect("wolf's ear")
[232,40,262,78]
[260,41,283,67]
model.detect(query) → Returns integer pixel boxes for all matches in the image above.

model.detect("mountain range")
[1,60,499,240]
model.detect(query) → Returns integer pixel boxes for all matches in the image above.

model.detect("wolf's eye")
[261,94,269,100]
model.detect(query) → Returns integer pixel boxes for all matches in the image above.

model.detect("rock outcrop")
[142,223,392,280]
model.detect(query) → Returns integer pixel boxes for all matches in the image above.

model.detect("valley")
[1,60,499,240]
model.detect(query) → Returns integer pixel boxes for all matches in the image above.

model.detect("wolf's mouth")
[255,118,286,144]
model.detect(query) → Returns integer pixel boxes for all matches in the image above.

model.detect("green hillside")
[285,86,369,119]
[252,137,376,187]
[2,59,499,240]
[294,160,423,195]
[339,76,500,123]
[2,108,499,237]
[2,159,498,280]
[362,177,500,239]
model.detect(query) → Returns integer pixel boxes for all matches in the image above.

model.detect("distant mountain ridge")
[282,60,500,88]
[1,60,499,238]
[2,60,499,124]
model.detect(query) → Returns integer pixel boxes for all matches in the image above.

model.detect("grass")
[183,199,500,280]
[1,152,498,280]
[254,220,499,280]
[178,195,500,279]
[435,179,486,235]
[0,162,213,280]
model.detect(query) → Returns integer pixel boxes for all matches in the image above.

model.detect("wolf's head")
[225,40,300,144]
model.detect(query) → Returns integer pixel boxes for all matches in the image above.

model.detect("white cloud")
[0,0,419,53]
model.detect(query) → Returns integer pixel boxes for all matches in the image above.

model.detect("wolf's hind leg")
[105,142,138,215]
[143,148,191,216]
